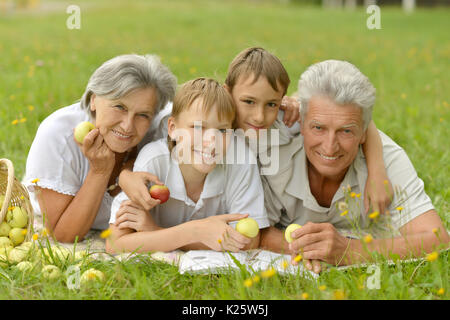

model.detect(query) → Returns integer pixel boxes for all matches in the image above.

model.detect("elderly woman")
[24,54,177,243]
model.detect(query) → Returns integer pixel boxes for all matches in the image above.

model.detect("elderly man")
[259,60,449,273]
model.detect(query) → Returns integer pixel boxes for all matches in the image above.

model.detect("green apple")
[0,222,11,237]
[236,218,259,238]
[284,224,302,243]
[19,241,35,252]
[9,227,26,246]
[0,253,8,268]
[0,236,13,248]
[80,268,105,285]
[8,247,28,263]
[16,261,33,272]
[44,245,72,264]
[74,250,89,261]
[74,121,95,144]
[0,245,12,257]
[42,265,61,280]
[8,207,28,228]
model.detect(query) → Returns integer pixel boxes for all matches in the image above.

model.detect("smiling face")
[301,95,367,181]
[228,73,284,133]
[168,98,233,176]
[90,87,158,153]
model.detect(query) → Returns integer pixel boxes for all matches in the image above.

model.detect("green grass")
[0,0,448,300]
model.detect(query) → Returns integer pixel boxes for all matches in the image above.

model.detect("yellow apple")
[284,224,302,243]
[42,265,61,280]
[0,222,11,237]
[236,218,259,238]
[0,236,13,248]
[16,261,33,272]
[8,206,28,228]
[43,245,72,264]
[0,253,8,268]
[9,227,26,246]
[8,247,28,264]
[74,121,95,144]
[80,268,105,285]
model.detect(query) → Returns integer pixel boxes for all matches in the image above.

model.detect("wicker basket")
[0,158,34,243]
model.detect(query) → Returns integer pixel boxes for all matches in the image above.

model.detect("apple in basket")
[7,206,28,229]
[74,121,95,144]
[149,185,170,204]
[236,217,259,238]
[0,222,11,237]
[9,227,26,246]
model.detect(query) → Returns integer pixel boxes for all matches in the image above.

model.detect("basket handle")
[0,158,15,222]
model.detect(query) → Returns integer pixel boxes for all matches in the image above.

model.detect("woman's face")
[228,73,284,134]
[90,87,158,153]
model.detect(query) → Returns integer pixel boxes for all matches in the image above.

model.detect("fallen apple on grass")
[15,261,33,272]
[80,268,105,285]
[42,265,62,280]
[284,223,302,243]
[8,247,28,264]
[149,184,170,204]
[236,217,259,238]
[74,121,95,144]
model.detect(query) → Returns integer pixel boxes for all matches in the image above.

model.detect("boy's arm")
[362,120,393,214]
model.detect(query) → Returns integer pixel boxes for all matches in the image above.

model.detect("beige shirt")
[262,130,435,238]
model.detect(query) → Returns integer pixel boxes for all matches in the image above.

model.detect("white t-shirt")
[110,138,270,230]
[23,102,171,230]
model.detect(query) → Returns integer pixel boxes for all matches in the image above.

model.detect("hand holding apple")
[149,184,170,204]
[284,223,302,243]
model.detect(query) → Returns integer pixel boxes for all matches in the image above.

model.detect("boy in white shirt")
[107,78,270,254]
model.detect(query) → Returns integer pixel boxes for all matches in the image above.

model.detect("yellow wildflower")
[318,285,327,291]
[432,228,439,235]
[252,275,260,283]
[340,210,348,217]
[41,228,48,237]
[100,228,112,239]
[302,292,309,299]
[401,93,407,99]
[294,254,302,263]
[20,195,25,200]
[11,119,19,125]
[356,193,361,198]
[383,180,389,185]
[281,259,289,269]
[369,211,380,219]
[333,289,346,300]
[363,234,373,244]
[21,229,28,235]
[260,267,276,279]
[28,105,35,111]
[31,178,40,183]
[437,288,445,296]
[350,192,356,198]
[217,238,222,244]
[243,278,253,288]
[32,233,39,241]
[19,118,27,123]
[396,206,403,212]
[426,251,438,262]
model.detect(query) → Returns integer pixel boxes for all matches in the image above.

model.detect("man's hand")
[289,222,351,266]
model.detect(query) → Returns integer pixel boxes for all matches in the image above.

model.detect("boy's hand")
[119,170,163,211]
[198,214,251,252]
[364,175,394,215]
[114,200,160,232]
[280,96,300,128]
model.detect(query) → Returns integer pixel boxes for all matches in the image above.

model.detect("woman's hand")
[119,170,164,211]
[197,214,252,252]
[74,128,115,175]
[114,200,160,232]
[280,96,301,128]
[364,174,394,215]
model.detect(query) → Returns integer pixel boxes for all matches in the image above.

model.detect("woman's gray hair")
[297,60,376,130]
[80,54,177,119]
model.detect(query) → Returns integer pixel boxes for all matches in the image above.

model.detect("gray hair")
[297,60,376,130]
[80,54,177,119]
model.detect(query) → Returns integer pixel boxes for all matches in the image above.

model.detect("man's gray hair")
[297,60,376,130]
[80,54,177,119]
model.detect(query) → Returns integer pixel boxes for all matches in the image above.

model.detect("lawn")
[0,0,448,300]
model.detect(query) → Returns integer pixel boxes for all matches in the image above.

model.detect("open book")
[176,249,318,279]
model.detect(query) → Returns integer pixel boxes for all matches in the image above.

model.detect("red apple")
[149,185,170,204]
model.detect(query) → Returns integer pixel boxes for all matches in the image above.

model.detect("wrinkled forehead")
[305,96,364,127]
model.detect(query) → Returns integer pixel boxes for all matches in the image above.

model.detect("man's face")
[301,95,367,180]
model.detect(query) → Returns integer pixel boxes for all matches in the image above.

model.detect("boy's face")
[228,73,284,133]
[168,98,233,175]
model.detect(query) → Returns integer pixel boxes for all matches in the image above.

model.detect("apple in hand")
[236,217,259,238]
[284,223,302,243]
[74,121,95,144]
[149,185,170,204]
